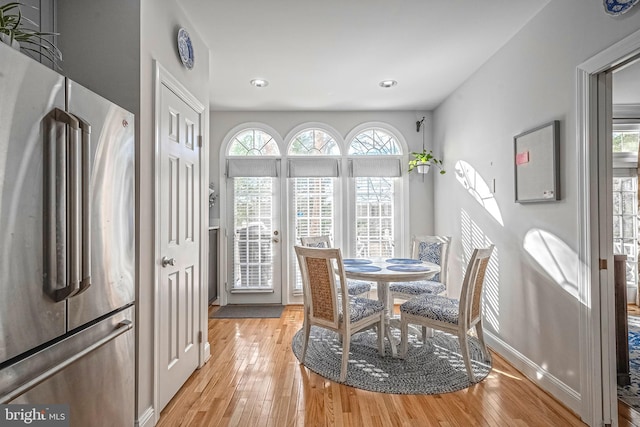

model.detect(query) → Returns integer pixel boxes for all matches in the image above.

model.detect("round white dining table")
[342,257,440,357]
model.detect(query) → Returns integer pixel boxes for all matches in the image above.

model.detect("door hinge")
[198,135,203,148]
[599,259,608,270]
[198,331,203,343]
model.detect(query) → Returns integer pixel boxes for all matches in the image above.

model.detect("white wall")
[140,0,210,423]
[57,0,140,115]
[614,59,640,105]
[433,0,640,416]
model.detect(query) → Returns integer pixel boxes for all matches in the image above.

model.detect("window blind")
[288,158,340,177]
[350,158,401,177]
[227,159,279,177]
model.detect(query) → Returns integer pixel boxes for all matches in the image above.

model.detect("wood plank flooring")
[157,305,586,426]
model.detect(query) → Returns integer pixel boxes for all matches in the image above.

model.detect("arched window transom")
[229,129,280,156]
[288,129,340,155]
[348,129,401,155]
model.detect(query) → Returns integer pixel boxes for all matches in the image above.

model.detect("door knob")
[161,256,176,267]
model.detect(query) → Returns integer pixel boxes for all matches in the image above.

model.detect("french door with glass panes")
[290,177,336,293]
[353,177,396,258]
[226,176,282,304]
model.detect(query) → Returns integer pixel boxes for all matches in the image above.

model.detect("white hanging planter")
[0,33,20,50]
[416,163,431,174]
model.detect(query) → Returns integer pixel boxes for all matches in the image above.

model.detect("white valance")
[227,159,279,177]
[288,158,340,177]
[350,158,401,177]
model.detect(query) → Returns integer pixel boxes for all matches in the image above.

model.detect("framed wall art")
[514,120,560,203]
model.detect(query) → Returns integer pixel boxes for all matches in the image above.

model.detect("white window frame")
[343,123,410,260]
[220,121,411,305]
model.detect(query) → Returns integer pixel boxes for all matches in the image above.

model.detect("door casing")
[576,28,640,426]
[152,60,209,423]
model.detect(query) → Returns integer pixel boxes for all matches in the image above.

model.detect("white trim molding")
[135,406,154,427]
[614,103,640,118]
[485,333,581,415]
[576,27,640,427]
[152,60,208,424]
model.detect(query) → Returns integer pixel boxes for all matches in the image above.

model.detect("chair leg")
[400,317,408,358]
[475,322,491,363]
[420,326,434,342]
[459,331,475,383]
[340,333,351,382]
[301,315,311,363]
[377,317,385,356]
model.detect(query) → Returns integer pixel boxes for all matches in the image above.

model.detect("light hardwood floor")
[156,305,586,426]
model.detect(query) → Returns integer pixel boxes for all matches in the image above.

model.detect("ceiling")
[179,0,551,111]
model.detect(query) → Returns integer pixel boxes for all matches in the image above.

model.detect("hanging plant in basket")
[408,149,445,174]
[0,2,62,68]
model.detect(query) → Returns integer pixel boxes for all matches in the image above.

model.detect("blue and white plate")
[345,265,381,273]
[177,28,194,70]
[343,258,373,265]
[386,265,432,272]
[603,0,639,16]
[385,258,422,264]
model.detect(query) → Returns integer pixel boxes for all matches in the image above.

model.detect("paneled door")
[157,83,201,412]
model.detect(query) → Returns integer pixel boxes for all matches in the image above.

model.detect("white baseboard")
[486,331,583,418]
[203,341,211,364]
[135,406,155,427]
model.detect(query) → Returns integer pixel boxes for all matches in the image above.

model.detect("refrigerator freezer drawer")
[0,307,135,427]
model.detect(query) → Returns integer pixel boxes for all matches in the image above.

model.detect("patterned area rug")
[291,326,491,394]
[619,315,640,409]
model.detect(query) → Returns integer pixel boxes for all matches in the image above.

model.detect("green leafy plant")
[0,2,62,68]
[408,149,445,174]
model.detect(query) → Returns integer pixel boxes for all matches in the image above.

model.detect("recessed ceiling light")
[379,80,397,88]
[250,79,269,87]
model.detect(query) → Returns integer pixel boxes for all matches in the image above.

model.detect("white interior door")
[226,176,282,304]
[157,83,201,411]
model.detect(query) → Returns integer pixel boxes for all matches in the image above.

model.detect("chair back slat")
[306,256,337,323]
[294,245,347,330]
[411,235,451,284]
[459,245,494,327]
[470,256,491,320]
[300,235,332,248]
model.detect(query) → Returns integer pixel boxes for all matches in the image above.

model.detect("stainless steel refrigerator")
[0,42,135,426]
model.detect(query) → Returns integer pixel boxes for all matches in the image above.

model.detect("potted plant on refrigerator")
[408,149,445,174]
[0,2,62,68]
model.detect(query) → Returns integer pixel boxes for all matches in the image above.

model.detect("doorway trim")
[577,28,640,426]
[152,60,210,423]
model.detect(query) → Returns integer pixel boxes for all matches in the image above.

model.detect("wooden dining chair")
[389,235,451,300]
[399,245,494,383]
[300,235,372,297]
[294,245,385,382]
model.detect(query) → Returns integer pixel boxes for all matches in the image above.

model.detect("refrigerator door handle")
[75,117,92,296]
[51,108,82,302]
[0,320,133,403]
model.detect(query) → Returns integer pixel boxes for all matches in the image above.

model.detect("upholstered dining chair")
[389,235,451,300]
[294,245,385,382]
[300,235,372,297]
[399,245,494,383]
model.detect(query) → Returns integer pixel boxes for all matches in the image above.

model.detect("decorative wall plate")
[604,0,639,16]
[177,27,194,70]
